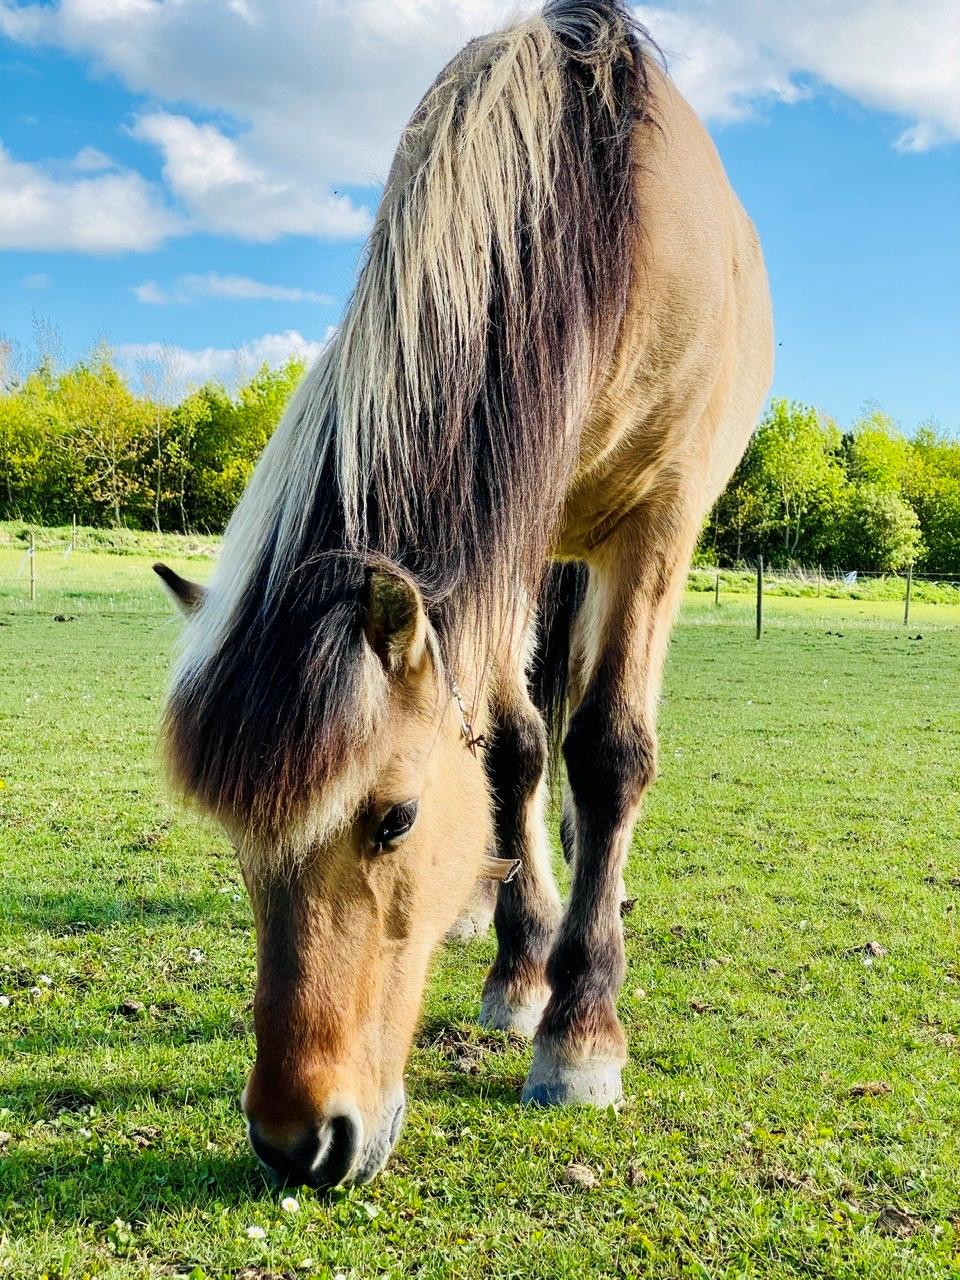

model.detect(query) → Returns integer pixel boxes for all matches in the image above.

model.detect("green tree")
[188,360,305,529]
[844,408,917,494]
[910,475,960,572]
[722,399,846,564]
[55,348,150,526]
[3,325,959,576]
[840,484,923,570]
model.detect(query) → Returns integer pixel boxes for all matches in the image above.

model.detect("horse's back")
[560,63,774,556]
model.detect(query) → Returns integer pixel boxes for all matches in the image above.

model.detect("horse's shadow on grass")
[0,1071,274,1218]
[411,1015,530,1106]
[0,1079,526,1223]
[1,1145,273,1217]
[1,888,243,934]
[1,1017,527,1218]
[0,1070,246,1118]
[412,1071,525,1107]
[9,1015,253,1056]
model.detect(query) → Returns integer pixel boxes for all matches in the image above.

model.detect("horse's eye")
[371,800,419,852]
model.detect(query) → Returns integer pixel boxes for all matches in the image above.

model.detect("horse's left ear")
[153,563,206,617]
[362,568,428,675]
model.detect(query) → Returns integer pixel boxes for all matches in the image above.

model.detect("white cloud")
[117,327,334,396]
[23,271,50,289]
[68,144,114,173]
[132,281,170,305]
[636,7,806,123]
[0,141,184,252]
[134,272,334,306]
[640,1,960,148]
[129,113,372,241]
[894,121,953,155]
[0,1,515,187]
[0,0,955,261]
[1,0,957,178]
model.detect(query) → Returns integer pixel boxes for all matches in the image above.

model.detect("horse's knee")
[563,699,656,825]
[487,708,547,812]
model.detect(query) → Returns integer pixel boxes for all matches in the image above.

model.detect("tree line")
[0,343,305,535]
[706,399,959,573]
[1,345,958,572]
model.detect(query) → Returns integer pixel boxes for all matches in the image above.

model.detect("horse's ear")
[362,568,427,675]
[153,563,206,617]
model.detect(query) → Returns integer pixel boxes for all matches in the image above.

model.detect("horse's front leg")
[478,674,564,1037]
[524,502,700,1105]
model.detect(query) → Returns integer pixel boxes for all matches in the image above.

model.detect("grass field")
[2,540,960,1279]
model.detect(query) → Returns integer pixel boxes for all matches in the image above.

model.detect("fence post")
[903,563,913,626]
[71,513,77,551]
[756,555,763,639]
[714,570,720,607]
[817,565,822,597]
[29,532,36,603]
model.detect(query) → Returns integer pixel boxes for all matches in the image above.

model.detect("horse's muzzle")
[247,1111,360,1188]
[245,1087,406,1188]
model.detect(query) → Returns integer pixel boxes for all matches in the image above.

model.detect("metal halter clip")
[451,681,486,756]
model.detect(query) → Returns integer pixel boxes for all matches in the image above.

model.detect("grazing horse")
[156,0,772,1188]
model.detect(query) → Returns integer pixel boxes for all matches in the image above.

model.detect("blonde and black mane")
[165,0,654,840]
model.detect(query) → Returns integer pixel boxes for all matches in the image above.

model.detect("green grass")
[2,542,960,1278]
[0,522,220,561]
[688,568,960,608]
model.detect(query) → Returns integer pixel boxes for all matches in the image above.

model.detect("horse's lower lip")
[388,1097,405,1144]
[351,1091,406,1185]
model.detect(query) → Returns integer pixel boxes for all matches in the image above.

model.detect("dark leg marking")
[479,700,562,1036]
[524,687,657,1105]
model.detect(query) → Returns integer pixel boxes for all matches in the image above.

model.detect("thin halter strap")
[450,681,487,756]
[450,682,520,883]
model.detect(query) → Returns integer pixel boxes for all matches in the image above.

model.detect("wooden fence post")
[715,570,721,607]
[71,514,77,551]
[903,563,913,626]
[756,555,763,639]
[29,532,36,603]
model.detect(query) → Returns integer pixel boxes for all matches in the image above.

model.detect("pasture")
[1,539,959,1279]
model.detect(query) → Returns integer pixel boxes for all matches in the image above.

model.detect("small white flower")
[187,948,206,965]
[281,1196,300,1213]
[245,1225,266,1240]
[29,986,43,997]
[38,974,53,986]
[0,995,10,1008]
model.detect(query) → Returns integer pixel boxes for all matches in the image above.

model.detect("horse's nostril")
[313,1114,359,1187]
[248,1114,360,1188]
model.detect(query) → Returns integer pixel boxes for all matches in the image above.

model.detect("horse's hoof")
[445,881,496,942]
[521,1043,623,1107]
[445,905,494,942]
[478,985,548,1039]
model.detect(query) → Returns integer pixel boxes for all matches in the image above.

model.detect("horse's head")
[156,564,495,1186]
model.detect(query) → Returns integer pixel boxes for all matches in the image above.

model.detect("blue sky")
[1,0,958,431]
